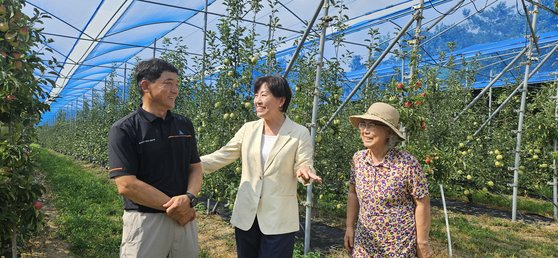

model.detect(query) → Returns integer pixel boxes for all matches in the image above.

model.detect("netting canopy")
[22,0,558,124]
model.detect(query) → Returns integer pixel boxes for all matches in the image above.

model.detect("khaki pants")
[120,211,198,258]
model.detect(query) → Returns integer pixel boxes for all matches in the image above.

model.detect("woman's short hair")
[135,58,179,96]
[386,132,402,150]
[253,76,292,113]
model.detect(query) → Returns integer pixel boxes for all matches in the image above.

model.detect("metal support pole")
[454,47,528,122]
[488,70,493,136]
[283,0,325,78]
[320,10,418,132]
[512,1,538,222]
[305,2,329,255]
[124,63,127,103]
[553,81,558,221]
[440,184,452,257]
[399,45,406,147]
[473,44,558,137]
[409,0,424,81]
[153,38,157,58]
[201,0,208,87]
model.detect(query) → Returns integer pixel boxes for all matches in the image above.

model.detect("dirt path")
[21,172,73,258]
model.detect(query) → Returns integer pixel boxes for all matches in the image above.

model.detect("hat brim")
[349,114,405,140]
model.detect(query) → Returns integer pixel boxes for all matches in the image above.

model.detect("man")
[108,58,202,257]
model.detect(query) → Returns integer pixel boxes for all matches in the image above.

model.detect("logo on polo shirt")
[138,139,156,145]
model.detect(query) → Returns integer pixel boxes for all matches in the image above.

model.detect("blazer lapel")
[263,117,294,173]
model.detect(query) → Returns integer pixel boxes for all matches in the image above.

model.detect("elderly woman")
[343,102,432,257]
[201,75,321,258]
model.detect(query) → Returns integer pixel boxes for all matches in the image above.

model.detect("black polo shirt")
[108,107,200,213]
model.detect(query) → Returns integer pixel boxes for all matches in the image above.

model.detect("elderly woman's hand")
[343,227,355,254]
[296,166,322,184]
[417,241,433,258]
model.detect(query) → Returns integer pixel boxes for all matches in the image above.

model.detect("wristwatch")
[185,192,197,208]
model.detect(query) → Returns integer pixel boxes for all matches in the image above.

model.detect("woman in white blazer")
[201,75,322,257]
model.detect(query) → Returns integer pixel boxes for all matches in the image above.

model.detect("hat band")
[366,111,398,128]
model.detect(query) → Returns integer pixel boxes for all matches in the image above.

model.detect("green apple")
[494,149,500,155]
[539,163,548,169]
[224,58,231,65]
[466,175,473,181]
[0,5,7,15]
[467,135,473,141]
[250,55,258,64]
[464,190,470,196]
[223,113,230,120]
[214,101,222,108]
[0,22,8,32]
[244,102,252,109]
[235,166,241,173]
[487,181,494,187]
[459,142,465,148]
[227,71,234,77]
[496,154,503,160]
[532,155,539,160]
[229,112,235,119]
[534,149,541,154]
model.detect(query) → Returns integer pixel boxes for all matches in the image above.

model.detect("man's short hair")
[135,58,179,95]
[253,75,292,113]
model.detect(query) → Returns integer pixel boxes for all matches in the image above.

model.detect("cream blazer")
[200,116,314,234]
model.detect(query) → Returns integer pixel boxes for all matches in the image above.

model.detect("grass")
[32,145,558,257]
[432,186,555,218]
[32,144,122,257]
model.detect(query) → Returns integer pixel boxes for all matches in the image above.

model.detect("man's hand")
[163,195,196,226]
[343,227,355,254]
[296,166,322,184]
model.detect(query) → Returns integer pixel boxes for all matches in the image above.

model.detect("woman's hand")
[296,166,322,184]
[417,241,433,258]
[343,227,355,254]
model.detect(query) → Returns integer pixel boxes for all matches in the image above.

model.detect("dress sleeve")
[349,152,359,185]
[407,157,429,199]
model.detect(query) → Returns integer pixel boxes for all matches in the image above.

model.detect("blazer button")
[259,176,262,180]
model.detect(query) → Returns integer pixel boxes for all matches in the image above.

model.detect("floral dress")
[349,148,429,257]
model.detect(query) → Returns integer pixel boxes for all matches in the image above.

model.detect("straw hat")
[349,102,405,140]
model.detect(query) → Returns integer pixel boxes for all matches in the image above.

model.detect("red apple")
[416,81,422,88]
[5,95,17,101]
[404,101,412,108]
[14,60,22,69]
[420,92,426,98]
[396,83,404,90]
[420,120,427,130]
[19,26,28,37]
[33,201,43,210]
[415,100,423,106]
[12,52,21,59]
[425,157,431,164]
